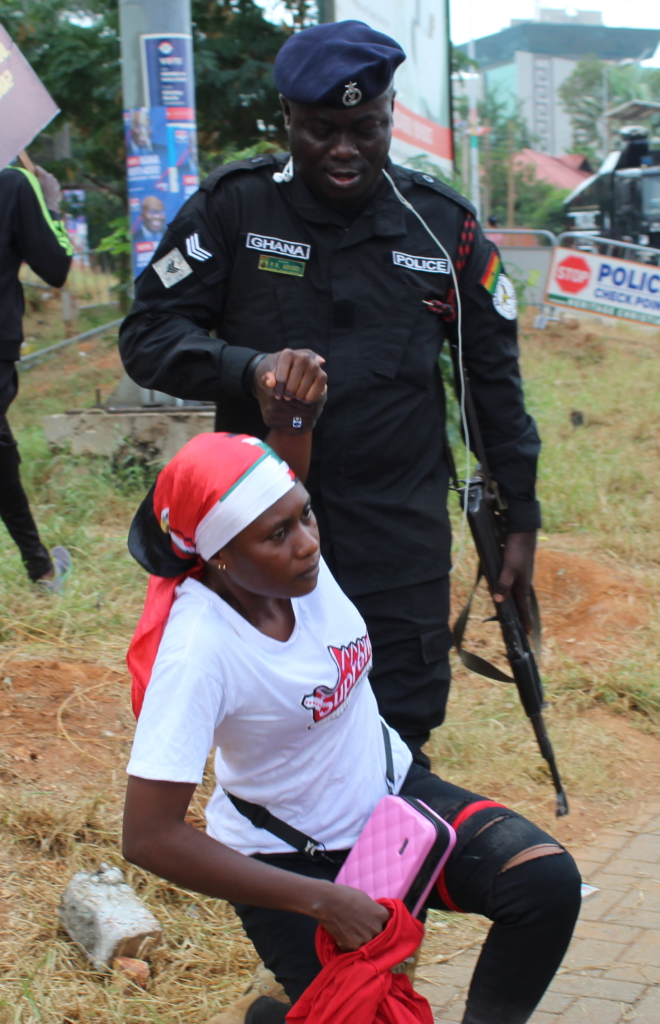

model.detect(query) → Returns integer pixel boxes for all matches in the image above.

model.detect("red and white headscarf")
[127,432,295,716]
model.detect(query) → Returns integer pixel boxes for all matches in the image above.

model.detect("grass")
[442,315,660,730]
[1,310,660,1021]
[522,319,660,724]
[1,324,152,660]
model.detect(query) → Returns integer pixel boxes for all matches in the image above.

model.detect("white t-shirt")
[127,559,412,856]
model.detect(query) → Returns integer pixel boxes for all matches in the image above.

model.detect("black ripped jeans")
[233,764,582,1024]
[0,361,52,581]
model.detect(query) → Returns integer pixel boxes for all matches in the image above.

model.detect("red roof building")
[515,148,593,191]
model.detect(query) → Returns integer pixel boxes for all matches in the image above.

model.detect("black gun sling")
[453,566,542,683]
[225,722,395,863]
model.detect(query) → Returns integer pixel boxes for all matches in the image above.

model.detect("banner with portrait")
[125,34,199,277]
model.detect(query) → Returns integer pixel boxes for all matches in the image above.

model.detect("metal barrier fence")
[20,248,123,352]
[556,231,660,264]
[484,229,557,307]
[21,249,120,311]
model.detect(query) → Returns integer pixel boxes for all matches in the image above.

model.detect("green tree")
[192,0,290,168]
[559,56,660,163]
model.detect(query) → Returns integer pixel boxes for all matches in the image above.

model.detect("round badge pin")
[493,274,518,320]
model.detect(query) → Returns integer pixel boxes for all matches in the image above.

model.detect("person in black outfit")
[0,164,73,590]
[119,21,540,769]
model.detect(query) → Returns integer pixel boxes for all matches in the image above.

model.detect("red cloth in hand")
[286,899,433,1024]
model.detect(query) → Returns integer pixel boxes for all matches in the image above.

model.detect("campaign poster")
[125,106,170,275]
[125,33,199,277]
[545,246,660,327]
[330,0,453,174]
[141,34,195,119]
[62,189,89,264]
[125,111,200,275]
[0,23,60,168]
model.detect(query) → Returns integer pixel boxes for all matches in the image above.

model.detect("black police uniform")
[119,153,541,759]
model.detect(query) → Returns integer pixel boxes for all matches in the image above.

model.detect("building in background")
[320,0,453,175]
[458,10,660,157]
[515,149,592,190]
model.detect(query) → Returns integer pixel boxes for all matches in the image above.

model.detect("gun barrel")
[530,713,569,816]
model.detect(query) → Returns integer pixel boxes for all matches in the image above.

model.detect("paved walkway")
[416,799,660,1024]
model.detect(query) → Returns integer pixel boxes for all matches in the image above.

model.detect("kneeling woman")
[123,416,580,1024]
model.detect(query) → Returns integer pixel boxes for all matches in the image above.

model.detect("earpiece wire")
[382,169,471,572]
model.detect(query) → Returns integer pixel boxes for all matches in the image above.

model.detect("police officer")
[120,20,540,768]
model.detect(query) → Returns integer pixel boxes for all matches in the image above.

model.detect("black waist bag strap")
[225,724,396,861]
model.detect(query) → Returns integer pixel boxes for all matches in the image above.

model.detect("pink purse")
[335,795,456,918]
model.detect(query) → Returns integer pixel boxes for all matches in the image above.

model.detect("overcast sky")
[450,0,660,48]
[257,1,660,63]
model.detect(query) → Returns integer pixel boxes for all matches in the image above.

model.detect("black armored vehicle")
[564,126,660,248]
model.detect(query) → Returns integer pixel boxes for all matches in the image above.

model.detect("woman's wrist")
[284,875,335,919]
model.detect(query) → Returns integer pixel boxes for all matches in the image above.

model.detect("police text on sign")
[545,246,660,327]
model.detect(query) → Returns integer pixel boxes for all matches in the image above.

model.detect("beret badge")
[342,81,362,106]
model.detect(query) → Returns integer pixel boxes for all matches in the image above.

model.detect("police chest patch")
[247,233,311,260]
[152,248,193,288]
[258,255,305,278]
[392,251,450,274]
[493,274,518,320]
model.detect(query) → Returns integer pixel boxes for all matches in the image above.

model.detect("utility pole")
[119,0,192,111]
[602,64,610,159]
[119,0,199,278]
[506,119,516,228]
[467,38,481,221]
[481,119,491,223]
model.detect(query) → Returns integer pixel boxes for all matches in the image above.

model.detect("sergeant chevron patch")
[185,232,213,261]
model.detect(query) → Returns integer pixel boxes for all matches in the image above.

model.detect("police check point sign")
[545,246,660,327]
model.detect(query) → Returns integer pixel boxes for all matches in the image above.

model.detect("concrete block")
[550,976,642,1001]
[555,998,622,1024]
[43,408,215,464]
[58,863,161,969]
[572,920,641,945]
[627,987,660,1024]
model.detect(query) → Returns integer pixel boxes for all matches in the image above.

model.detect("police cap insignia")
[342,81,362,106]
[273,20,405,109]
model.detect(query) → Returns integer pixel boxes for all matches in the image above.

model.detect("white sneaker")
[36,546,71,594]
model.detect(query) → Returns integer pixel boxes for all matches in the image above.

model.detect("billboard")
[544,247,660,328]
[330,0,453,173]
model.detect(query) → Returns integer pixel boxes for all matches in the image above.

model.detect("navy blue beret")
[273,20,406,109]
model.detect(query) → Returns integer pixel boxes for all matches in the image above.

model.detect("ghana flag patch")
[480,251,501,294]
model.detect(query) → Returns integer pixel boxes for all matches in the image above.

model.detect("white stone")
[58,863,162,969]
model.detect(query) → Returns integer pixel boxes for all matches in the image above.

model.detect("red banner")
[393,100,453,161]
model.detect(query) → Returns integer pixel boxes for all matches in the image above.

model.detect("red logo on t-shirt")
[554,255,591,293]
[302,634,372,726]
